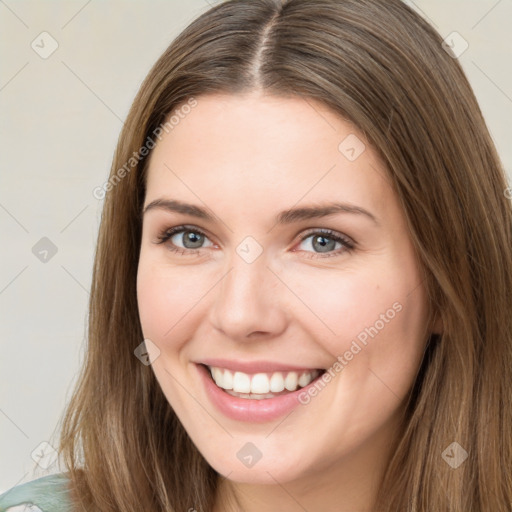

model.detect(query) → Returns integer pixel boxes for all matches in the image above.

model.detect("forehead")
[144,92,394,221]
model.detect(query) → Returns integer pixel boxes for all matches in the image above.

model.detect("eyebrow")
[142,198,379,226]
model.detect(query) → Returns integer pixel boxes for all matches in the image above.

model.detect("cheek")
[136,259,200,348]
[136,259,203,409]
[283,258,428,387]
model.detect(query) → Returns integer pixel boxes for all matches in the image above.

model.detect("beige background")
[1,0,511,492]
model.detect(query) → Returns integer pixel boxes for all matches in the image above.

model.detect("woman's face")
[137,92,430,487]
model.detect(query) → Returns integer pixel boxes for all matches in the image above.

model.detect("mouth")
[200,363,327,400]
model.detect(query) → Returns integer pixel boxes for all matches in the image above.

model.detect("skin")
[137,92,435,511]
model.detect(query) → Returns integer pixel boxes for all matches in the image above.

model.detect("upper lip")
[197,358,324,374]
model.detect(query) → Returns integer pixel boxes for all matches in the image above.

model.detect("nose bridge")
[209,247,286,340]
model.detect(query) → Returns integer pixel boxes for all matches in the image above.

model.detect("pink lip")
[197,357,322,374]
[196,363,324,423]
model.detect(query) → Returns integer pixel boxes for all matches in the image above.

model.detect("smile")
[207,365,323,399]
[196,363,328,423]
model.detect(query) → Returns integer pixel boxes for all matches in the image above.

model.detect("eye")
[155,225,214,256]
[155,225,355,259]
[295,229,355,258]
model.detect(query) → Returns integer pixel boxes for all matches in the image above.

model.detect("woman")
[1,0,511,510]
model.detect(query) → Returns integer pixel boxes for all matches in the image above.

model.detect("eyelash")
[155,225,355,259]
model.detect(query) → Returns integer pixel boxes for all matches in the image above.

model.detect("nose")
[208,251,288,342]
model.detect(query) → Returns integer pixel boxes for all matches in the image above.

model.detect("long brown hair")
[55,0,512,510]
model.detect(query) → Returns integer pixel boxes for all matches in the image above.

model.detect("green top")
[0,473,72,512]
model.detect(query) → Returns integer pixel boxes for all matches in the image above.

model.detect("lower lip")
[196,363,324,423]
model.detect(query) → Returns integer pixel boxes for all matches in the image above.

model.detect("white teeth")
[208,366,320,396]
[225,390,278,399]
[269,372,285,392]
[251,373,270,394]
[222,369,233,389]
[298,372,312,387]
[284,371,298,391]
[212,367,222,384]
[232,371,251,393]
[211,367,232,389]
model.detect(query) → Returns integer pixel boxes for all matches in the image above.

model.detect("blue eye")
[155,225,354,258]
[296,229,354,258]
[156,225,214,256]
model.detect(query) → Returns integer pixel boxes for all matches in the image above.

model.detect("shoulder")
[0,473,72,512]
